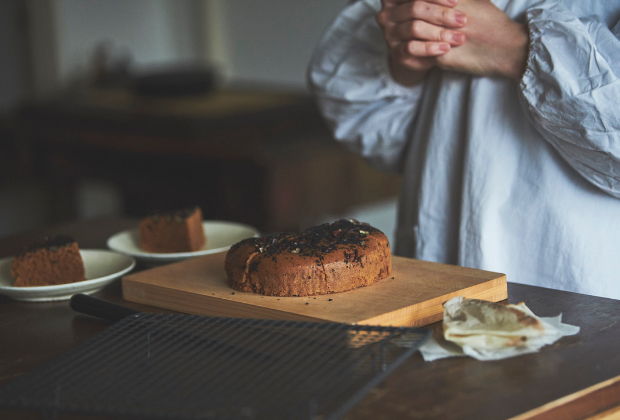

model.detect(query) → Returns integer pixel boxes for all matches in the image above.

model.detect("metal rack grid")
[0,313,430,420]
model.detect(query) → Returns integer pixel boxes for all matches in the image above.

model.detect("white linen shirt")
[308,0,620,299]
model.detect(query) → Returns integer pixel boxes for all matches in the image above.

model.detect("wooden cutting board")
[122,253,507,327]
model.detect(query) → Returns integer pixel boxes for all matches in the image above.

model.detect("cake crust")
[225,220,392,297]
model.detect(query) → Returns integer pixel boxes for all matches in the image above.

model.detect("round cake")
[224,219,392,297]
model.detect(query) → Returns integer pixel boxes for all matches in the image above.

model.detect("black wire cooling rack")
[0,313,430,420]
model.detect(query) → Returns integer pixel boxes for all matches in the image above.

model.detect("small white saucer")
[0,249,136,302]
[106,220,260,266]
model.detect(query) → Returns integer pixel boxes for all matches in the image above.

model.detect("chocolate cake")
[139,207,206,253]
[11,235,86,287]
[225,219,392,296]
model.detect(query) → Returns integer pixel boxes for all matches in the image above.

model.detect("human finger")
[393,1,467,28]
[388,0,459,24]
[382,0,457,7]
[390,42,440,72]
[396,39,451,58]
[393,19,466,45]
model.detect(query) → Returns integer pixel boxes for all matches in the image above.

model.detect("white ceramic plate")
[106,220,260,266]
[0,250,136,302]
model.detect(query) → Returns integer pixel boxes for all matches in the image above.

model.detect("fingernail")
[452,32,465,43]
[435,43,450,54]
[455,12,466,25]
[447,0,458,5]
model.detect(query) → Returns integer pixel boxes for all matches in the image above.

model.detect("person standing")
[307,0,620,299]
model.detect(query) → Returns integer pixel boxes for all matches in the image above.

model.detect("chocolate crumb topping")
[242,219,376,261]
[18,235,77,256]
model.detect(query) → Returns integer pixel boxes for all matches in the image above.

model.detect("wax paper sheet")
[417,296,580,361]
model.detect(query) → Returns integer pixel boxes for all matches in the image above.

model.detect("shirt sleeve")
[307,0,424,173]
[519,3,620,198]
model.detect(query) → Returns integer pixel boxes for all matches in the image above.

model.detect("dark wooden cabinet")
[10,87,401,232]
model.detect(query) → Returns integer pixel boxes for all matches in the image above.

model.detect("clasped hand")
[376,0,529,85]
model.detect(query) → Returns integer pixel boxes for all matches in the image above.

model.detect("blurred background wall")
[23,0,348,95]
[0,0,399,243]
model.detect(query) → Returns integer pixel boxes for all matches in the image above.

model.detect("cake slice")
[139,207,206,253]
[11,235,86,287]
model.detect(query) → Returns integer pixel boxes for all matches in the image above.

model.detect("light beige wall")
[203,0,348,90]
[26,0,204,95]
[25,0,348,94]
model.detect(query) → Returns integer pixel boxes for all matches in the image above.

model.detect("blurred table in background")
[9,87,401,232]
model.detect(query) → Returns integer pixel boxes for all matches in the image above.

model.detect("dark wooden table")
[1,218,620,420]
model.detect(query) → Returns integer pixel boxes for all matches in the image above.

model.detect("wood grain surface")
[509,374,620,420]
[122,252,507,327]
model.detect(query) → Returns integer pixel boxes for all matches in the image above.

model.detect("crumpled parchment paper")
[418,296,580,361]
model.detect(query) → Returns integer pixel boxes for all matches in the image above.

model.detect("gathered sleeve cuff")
[307,0,424,173]
[519,3,620,198]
